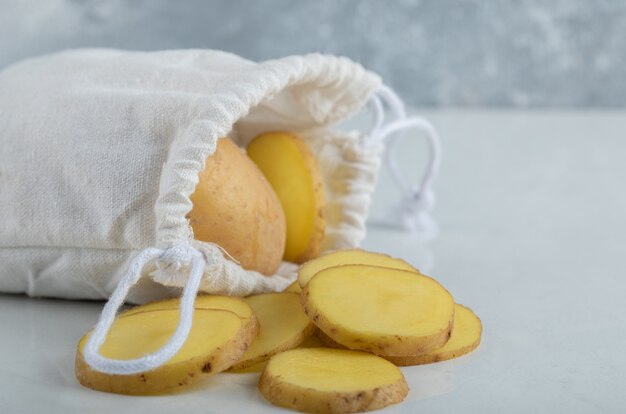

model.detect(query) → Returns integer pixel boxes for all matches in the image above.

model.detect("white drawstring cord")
[368,94,385,138]
[368,84,442,237]
[83,243,206,375]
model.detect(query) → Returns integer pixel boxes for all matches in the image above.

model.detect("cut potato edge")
[301,264,455,356]
[297,248,419,287]
[75,309,256,395]
[317,304,482,366]
[259,348,409,414]
[384,304,482,366]
[229,292,316,371]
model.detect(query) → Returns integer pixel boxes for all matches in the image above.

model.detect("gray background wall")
[2,0,625,107]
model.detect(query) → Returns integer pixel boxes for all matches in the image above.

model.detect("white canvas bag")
[0,49,440,374]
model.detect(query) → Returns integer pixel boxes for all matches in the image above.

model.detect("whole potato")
[187,138,286,275]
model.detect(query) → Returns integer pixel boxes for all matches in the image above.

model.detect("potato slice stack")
[229,292,315,371]
[301,264,455,356]
[75,292,316,395]
[75,248,481,414]
[298,249,482,364]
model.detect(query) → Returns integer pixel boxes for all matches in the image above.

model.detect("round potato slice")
[259,348,408,414]
[318,304,482,366]
[120,295,258,337]
[247,131,325,264]
[302,265,454,356]
[384,304,482,366]
[76,309,255,395]
[229,293,315,371]
[298,248,418,287]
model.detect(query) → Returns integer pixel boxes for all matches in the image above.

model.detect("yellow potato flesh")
[385,304,482,365]
[80,310,241,363]
[298,248,419,287]
[310,266,451,335]
[76,309,249,394]
[283,281,301,293]
[303,265,454,356]
[437,305,482,356]
[264,348,404,393]
[230,292,314,370]
[247,132,324,263]
[121,295,254,321]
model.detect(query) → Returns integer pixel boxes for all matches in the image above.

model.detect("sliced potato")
[302,265,454,356]
[120,295,258,336]
[247,131,325,264]
[318,304,482,366]
[384,304,481,366]
[315,330,351,350]
[283,281,301,293]
[229,333,326,374]
[233,326,328,373]
[298,249,418,287]
[230,293,315,371]
[76,309,255,395]
[228,360,268,374]
[188,138,286,275]
[259,348,408,413]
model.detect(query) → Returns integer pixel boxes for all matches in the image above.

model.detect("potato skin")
[259,366,409,414]
[383,304,482,366]
[187,138,286,275]
[315,322,458,361]
[316,329,460,366]
[75,311,258,395]
[317,305,482,367]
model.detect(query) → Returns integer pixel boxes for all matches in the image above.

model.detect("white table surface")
[1,110,625,413]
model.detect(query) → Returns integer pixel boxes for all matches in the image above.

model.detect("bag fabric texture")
[0,49,386,303]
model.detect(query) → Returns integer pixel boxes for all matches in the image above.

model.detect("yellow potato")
[298,248,418,287]
[230,293,315,371]
[302,265,454,356]
[283,281,301,293]
[318,304,482,366]
[259,348,408,413]
[247,131,325,264]
[188,138,286,275]
[75,309,256,395]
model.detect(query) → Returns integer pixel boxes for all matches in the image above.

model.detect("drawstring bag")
[0,49,440,374]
